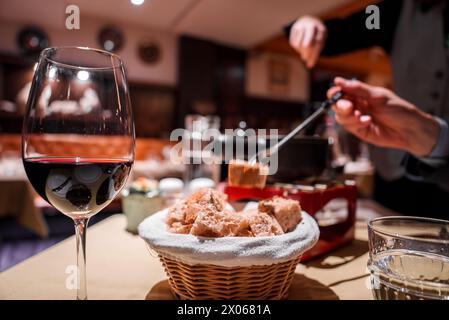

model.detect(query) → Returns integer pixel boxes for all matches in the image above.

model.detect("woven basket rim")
[139,208,320,267]
[156,250,303,268]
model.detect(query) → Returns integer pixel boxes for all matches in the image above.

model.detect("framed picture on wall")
[267,59,290,96]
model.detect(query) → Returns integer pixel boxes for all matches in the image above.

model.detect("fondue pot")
[219,135,331,183]
[268,136,330,183]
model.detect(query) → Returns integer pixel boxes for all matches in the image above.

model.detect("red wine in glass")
[23,157,132,218]
[22,47,135,300]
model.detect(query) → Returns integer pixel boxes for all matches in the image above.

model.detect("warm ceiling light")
[48,67,57,79]
[77,70,90,81]
[131,0,144,5]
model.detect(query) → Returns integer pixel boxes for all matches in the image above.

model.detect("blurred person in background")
[286,0,449,218]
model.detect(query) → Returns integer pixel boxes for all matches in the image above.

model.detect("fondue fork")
[249,91,344,165]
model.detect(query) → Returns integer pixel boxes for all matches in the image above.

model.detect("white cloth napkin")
[138,206,319,267]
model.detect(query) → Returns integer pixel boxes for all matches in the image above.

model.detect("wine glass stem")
[74,217,89,300]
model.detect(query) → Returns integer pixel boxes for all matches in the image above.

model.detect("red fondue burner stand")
[220,181,357,261]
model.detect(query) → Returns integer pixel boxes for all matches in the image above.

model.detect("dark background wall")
[176,36,307,132]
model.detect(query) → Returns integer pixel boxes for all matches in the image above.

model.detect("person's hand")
[289,16,327,68]
[327,77,440,157]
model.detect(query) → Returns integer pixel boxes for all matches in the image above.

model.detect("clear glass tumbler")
[368,216,449,300]
[182,115,221,193]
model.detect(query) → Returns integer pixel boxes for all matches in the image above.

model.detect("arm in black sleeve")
[429,165,449,192]
[403,155,449,193]
[283,0,403,56]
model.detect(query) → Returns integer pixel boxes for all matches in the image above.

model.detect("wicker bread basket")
[139,209,319,300]
[158,254,301,300]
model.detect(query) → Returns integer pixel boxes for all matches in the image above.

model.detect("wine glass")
[22,47,135,300]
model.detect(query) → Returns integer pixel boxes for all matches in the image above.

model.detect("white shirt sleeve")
[428,117,449,159]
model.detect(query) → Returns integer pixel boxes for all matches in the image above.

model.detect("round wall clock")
[17,26,49,56]
[138,40,161,64]
[98,26,124,53]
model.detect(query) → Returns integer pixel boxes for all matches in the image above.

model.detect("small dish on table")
[122,177,162,233]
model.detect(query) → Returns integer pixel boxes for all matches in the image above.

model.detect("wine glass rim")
[368,215,449,244]
[41,46,124,70]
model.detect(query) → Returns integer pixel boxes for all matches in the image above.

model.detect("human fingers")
[302,23,316,48]
[335,113,372,142]
[333,99,353,117]
[333,100,372,128]
[306,42,322,68]
[301,25,319,65]
[327,85,342,99]
[306,25,326,68]
[334,77,374,100]
[289,23,304,53]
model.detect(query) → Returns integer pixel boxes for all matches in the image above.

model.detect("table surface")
[0,211,375,300]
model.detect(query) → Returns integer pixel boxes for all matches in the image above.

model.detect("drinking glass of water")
[368,216,449,300]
